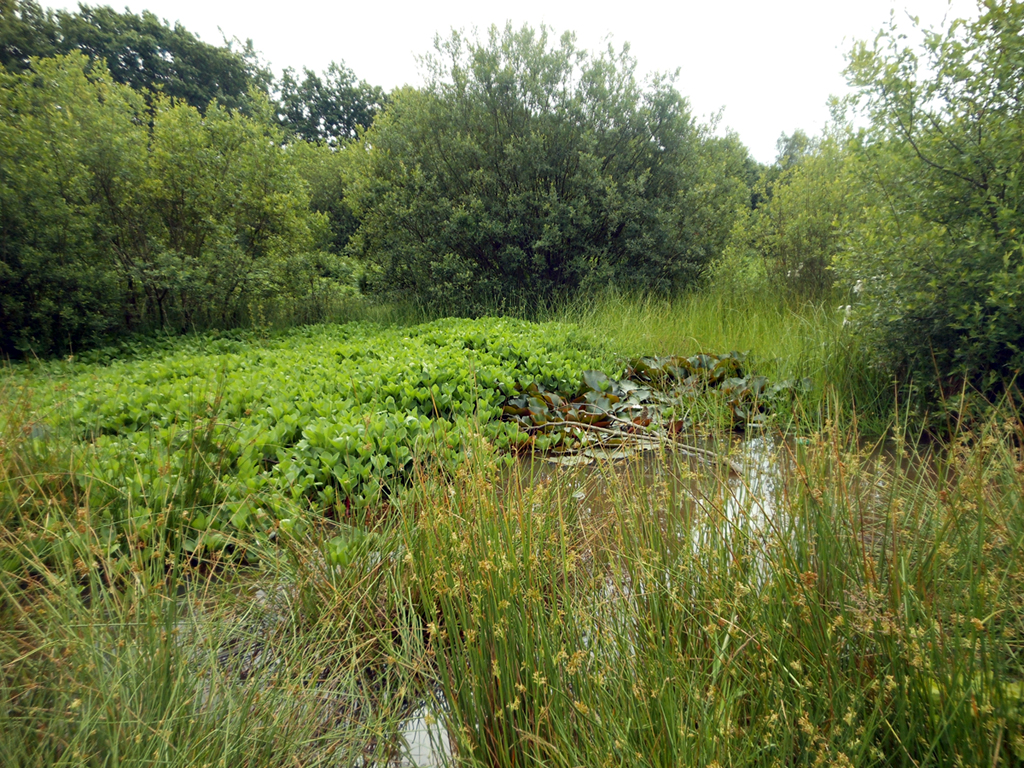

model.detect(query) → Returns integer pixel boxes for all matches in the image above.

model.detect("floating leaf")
[582,370,611,392]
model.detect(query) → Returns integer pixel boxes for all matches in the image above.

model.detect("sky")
[46,0,981,163]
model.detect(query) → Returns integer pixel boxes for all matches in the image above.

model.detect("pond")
[169,431,937,767]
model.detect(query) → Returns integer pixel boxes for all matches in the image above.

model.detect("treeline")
[1,55,324,352]
[0,0,382,354]
[3,0,1023,412]
[0,4,759,355]
[0,0,386,136]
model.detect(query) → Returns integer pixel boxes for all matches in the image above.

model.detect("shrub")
[344,24,748,313]
[838,1,1024,404]
[0,54,324,355]
[724,132,855,299]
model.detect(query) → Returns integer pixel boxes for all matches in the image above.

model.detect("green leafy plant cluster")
[8,318,614,561]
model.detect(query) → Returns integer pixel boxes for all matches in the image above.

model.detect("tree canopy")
[0,0,267,110]
[723,130,854,298]
[838,0,1024,401]
[277,62,386,145]
[0,53,325,355]
[344,23,747,312]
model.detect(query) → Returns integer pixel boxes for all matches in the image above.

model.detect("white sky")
[47,0,980,163]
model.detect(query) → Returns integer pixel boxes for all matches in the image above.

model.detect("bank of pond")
[1,317,1021,767]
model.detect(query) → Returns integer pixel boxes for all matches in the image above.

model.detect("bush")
[838,1,1024,404]
[723,132,854,299]
[0,54,325,355]
[344,24,748,313]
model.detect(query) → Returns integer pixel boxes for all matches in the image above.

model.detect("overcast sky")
[47,0,981,162]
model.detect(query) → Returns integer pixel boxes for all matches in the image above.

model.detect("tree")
[774,129,811,172]
[277,62,386,145]
[0,1,267,111]
[0,51,135,353]
[112,94,319,331]
[0,0,58,66]
[0,53,323,355]
[838,0,1024,401]
[344,24,745,311]
[724,131,855,298]
[288,139,361,253]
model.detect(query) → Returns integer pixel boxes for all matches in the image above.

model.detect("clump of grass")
[0,382,428,768]
[401,413,1024,767]
[555,287,895,434]
[556,288,825,362]
[0,542,432,767]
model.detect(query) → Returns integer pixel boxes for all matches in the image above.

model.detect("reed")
[2,310,1021,767]
[403,414,1024,767]
[555,287,896,433]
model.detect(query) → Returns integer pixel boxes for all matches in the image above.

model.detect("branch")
[524,417,744,474]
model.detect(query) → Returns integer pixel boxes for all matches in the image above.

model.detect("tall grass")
[402,416,1024,767]
[3,313,1022,767]
[0,383,426,767]
[554,288,897,433]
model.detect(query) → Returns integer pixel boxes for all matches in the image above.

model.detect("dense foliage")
[3,4,1024,763]
[0,0,267,111]
[723,132,855,298]
[0,54,325,355]
[3,0,1020,427]
[5,318,611,558]
[7,314,807,564]
[287,137,363,256]
[277,61,386,145]
[840,0,1024,402]
[344,24,749,312]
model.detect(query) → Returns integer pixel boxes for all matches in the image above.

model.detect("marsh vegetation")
[2,1,1024,765]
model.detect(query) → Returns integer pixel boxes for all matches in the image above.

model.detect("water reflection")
[505,433,785,536]
[397,705,450,767]
[722,435,780,525]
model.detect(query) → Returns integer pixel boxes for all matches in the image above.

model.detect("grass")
[0,397,426,767]
[403,419,1024,767]
[2,295,1022,766]
[558,288,834,360]
[554,288,897,433]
